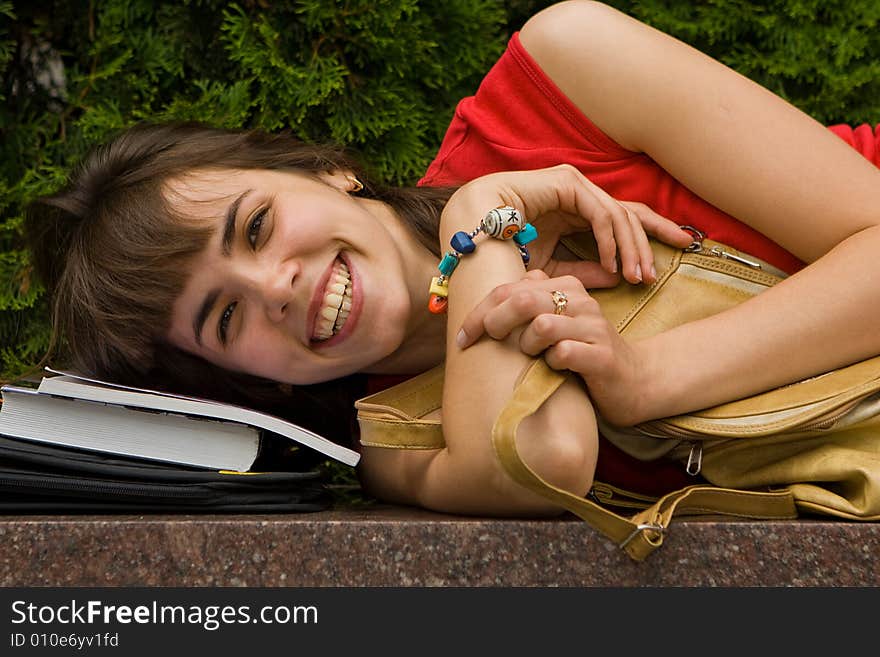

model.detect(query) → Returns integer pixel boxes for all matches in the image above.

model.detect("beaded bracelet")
[428,206,538,314]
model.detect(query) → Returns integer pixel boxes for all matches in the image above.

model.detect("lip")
[308,251,360,349]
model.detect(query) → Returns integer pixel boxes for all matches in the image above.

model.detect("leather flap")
[355,364,444,421]
[355,364,445,449]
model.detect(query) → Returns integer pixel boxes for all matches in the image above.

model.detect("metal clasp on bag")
[679,225,762,269]
[619,522,666,549]
[680,225,706,252]
[686,442,703,476]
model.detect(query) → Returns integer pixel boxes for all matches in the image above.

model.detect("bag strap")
[355,365,445,450]
[492,358,799,561]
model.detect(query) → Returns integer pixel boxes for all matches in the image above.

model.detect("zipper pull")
[686,442,703,476]
[707,246,763,269]
[679,225,763,270]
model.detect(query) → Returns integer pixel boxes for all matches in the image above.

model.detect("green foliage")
[625,0,880,125]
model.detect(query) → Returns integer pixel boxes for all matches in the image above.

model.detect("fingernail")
[611,259,618,273]
[635,264,643,282]
[456,329,467,348]
[650,264,657,280]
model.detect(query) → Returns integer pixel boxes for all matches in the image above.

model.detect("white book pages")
[0,387,260,470]
[35,369,360,467]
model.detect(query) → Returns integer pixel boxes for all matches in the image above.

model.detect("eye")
[247,207,268,249]
[218,301,237,345]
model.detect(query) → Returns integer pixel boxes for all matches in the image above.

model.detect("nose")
[255,257,299,323]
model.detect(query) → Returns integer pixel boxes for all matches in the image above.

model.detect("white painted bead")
[481,206,524,239]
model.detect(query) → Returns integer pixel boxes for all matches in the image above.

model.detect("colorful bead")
[428,207,537,314]
[438,252,460,276]
[429,276,449,297]
[450,231,476,254]
[481,206,524,239]
[513,222,538,246]
[428,295,448,314]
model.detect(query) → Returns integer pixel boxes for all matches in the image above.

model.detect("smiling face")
[166,167,437,385]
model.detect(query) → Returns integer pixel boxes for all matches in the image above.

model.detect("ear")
[320,170,363,194]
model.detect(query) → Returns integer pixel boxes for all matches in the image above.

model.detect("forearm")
[440,193,535,433]
[635,224,880,421]
[441,211,555,487]
[437,192,597,501]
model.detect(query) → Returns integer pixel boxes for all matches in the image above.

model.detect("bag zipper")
[677,400,862,477]
[700,245,763,269]
[0,473,205,498]
[681,225,763,269]
[795,402,863,432]
[641,395,866,441]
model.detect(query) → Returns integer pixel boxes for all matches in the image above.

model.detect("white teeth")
[313,258,353,341]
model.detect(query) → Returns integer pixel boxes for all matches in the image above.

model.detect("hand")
[532,199,693,287]
[442,164,693,288]
[457,271,648,426]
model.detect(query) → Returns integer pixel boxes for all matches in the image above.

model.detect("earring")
[347,175,364,193]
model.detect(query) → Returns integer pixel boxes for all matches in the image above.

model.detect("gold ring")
[551,290,568,315]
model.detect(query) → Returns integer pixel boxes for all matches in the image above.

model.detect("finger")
[457,272,552,348]
[547,165,648,279]
[568,170,641,281]
[585,205,620,276]
[481,287,562,343]
[554,166,622,275]
[544,258,620,289]
[610,205,642,284]
[456,281,516,349]
[544,339,599,374]
[517,314,600,356]
[620,201,693,248]
[626,207,655,284]
[522,269,550,282]
[519,314,569,356]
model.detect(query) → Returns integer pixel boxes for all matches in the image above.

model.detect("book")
[0,368,360,471]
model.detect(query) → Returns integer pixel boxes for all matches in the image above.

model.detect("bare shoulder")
[520,0,619,37]
[519,1,659,61]
[518,1,661,151]
[518,2,630,77]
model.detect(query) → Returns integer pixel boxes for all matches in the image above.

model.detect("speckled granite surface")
[1,505,878,587]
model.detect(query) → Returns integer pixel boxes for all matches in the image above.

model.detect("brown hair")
[25,121,454,444]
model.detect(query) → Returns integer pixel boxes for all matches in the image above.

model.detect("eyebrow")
[193,289,220,347]
[192,188,252,345]
[221,189,252,256]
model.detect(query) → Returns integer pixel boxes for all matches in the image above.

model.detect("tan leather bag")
[356,230,880,561]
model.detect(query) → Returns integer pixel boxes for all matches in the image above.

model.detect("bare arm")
[516,1,880,423]
[359,165,676,515]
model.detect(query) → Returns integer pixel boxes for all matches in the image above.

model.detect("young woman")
[27,2,880,517]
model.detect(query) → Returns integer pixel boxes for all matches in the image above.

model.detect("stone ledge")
[1,504,878,587]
